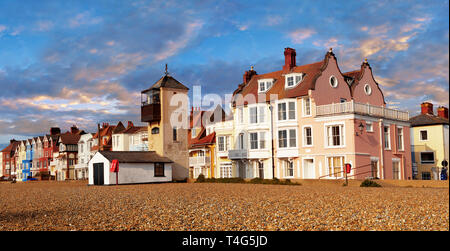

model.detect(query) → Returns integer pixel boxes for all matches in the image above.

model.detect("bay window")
[278,129,296,148]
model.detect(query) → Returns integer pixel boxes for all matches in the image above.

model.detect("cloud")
[69,11,102,28]
[35,20,54,31]
[288,28,316,44]
[153,20,204,62]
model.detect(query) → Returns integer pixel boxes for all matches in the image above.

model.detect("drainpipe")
[269,104,275,179]
[379,119,385,179]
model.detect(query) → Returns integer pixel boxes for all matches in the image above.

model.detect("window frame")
[154,162,165,177]
[278,128,297,149]
[324,122,345,148]
[419,130,428,141]
[285,73,303,89]
[303,126,313,147]
[365,121,373,132]
[420,152,435,164]
[397,127,404,151]
[384,126,391,150]
[302,97,312,117]
[329,75,338,88]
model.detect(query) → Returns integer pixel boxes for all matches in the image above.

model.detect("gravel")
[0,181,448,231]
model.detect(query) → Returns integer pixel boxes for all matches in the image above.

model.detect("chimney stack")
[421,102,433,115]
[243,66,257,85]
[437,106,449,119]
[127,121,134,129]
[97,123,102,151]
[70,125,79,134]
[283,47,296,71]
[50,127,61,135]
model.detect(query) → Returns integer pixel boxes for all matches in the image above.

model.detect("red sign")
[345,163,351,174]
[110,159,119,172]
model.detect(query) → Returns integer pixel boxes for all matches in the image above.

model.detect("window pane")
[250,107,257,124]
[288,102,296,120]
[287,76,294,86]
[304,98,311,116]
[250,133,258,149]
[259,132,266,149]
[278,130,287,148]
[278,103,286,120]
[289,129,296,147]
[258,107,265,123]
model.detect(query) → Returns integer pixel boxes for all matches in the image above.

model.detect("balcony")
[141,103,161,122]
[189,156,211,166]
[315,101,409,122]
[228,149,248,160]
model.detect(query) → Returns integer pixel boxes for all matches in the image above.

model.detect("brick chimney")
[70,125,79,134]
[10,139,16,144]
[243,66,257,84]
[50,127,61,135]
[283,47,296,71]
[127,121,134,129]
[421,102,433,115]
[437,106,448,119]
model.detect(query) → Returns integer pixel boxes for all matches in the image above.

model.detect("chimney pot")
[421,102,434,115]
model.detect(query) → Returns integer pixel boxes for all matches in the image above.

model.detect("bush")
[196,174,206,183]
[360,179,381,187]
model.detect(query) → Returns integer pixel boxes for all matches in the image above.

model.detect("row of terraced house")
[1,121,148,181]
[1,47,449,182]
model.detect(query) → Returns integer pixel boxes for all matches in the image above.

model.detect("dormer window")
[285,73,303,89]
[258,79,274,93]
[364,84,372,95]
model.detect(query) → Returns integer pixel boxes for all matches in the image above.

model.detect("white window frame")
[324,122,345,148]
[365,121,373,132]
[302,125,313,147]
[258,79,274,93]
[329,75,338,88]
[302,97,312,117]
[277,100,297,121]
[397,127,404,151]
[364,84,372,95]
[326,156,345,179]
[419,129,428,141]
[420,152,435,164]
[283,160,295,178]
[278,128,297,149]
[384,126,391,150]
[285,73,303,89]
[248,105,265,124]
[218,136,227,152]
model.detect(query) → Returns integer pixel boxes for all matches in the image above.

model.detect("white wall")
[88,152,172,185]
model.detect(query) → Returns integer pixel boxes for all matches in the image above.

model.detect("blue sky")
[0,0,448,144]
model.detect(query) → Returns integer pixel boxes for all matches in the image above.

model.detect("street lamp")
[356,122,364,136]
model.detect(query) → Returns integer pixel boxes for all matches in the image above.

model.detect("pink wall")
[311,56,352,105]
[351,65,385,107]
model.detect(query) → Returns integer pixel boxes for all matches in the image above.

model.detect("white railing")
[316,100,409,121]
[189,156,211,166]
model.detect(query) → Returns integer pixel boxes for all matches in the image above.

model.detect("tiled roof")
[142,75,189,93]
[409,113,449,127]
[98,151,173,163]
[59,132,81,145]
[232,59,326,106]
[190,131,216,148]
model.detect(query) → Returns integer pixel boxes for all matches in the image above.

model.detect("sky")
[0,0,448,144]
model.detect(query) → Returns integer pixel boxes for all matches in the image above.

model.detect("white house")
[88,151,173,185]
[75,133,94,180]
[112,124,148,151]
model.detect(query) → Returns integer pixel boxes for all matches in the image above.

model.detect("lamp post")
[269,104,275,179]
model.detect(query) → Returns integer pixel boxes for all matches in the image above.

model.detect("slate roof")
[409,113,449,127]
[142,75,189,93]
[98,151,173,163]
[59,132,81,145]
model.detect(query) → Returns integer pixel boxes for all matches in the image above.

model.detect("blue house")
[22,139,33,181]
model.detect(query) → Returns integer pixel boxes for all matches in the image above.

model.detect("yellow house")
[16,140,27,181]
[141,68,189,181]
[410,103,449,180]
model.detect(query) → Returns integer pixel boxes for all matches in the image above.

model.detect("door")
[258,162,264,179]
[93,163,104,185]
[303,159,315,179]
[238,161,246,178]
[371,160,379,179]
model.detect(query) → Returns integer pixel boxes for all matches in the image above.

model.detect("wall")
[88,152,172,185]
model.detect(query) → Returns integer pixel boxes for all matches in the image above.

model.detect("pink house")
[229,47,412,180]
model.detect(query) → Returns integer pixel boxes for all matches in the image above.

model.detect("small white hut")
[88,151,173,185]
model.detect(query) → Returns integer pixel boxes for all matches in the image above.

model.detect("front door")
[303,159,315,179]
[371,160,379,179]
[93,163,104,185]
[238,161,246,178]
[258,162,264,179]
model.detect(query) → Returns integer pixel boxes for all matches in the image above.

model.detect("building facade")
[141,70,189,181]
[410,103,449,180]
[219,47,412,180]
